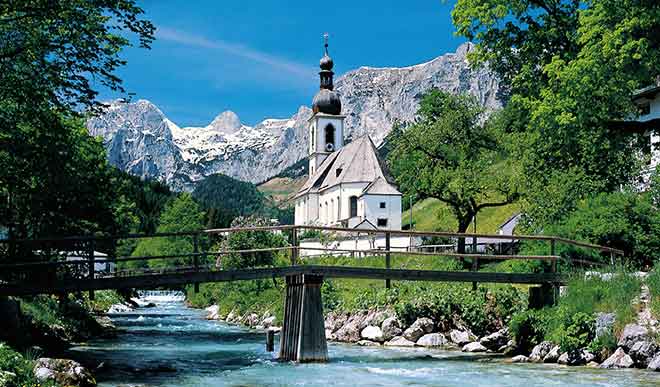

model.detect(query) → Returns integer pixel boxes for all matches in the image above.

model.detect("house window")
[377,218,388,227]
[336,168,342,177]
[640,102,651,116]
[349,196,358,218]
[379,202,386,209]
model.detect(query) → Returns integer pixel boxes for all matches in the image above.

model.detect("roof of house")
[296,135,401,198]
[361,176,401,196]
[633,85,660,101]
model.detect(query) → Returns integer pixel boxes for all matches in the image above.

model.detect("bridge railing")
[0,224,623,292]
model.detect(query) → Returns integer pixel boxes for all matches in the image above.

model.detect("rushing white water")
[69,298,660,386]
[136,290,186,303]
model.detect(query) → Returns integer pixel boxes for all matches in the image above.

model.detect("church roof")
[296,135,401,198]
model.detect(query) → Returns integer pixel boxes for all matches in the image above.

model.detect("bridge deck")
[0,265,565,297]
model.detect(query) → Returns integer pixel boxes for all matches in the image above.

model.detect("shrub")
[551,311,595,353]
[509,309,550,354]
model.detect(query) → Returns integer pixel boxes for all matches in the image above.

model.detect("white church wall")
[361,194,402,230]
[315,116,344,153]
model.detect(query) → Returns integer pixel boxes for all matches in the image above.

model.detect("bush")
[551,311,595,353]
[647,265,660,319]
[0,342,55,387]
[509,309,550,354]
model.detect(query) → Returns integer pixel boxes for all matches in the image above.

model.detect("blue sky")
[106,0,464,126]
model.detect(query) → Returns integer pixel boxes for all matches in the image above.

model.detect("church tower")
[308,35,345,176]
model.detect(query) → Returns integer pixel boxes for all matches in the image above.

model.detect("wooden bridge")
[0,225,622,362]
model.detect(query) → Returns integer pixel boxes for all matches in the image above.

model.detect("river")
[68,293,660,386]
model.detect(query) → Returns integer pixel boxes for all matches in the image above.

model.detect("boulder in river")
[384,336,416,347]
[416,333,448,347]
[107,303,133,313]
[205,305,220,320]
[357,340,380,347]
[335,315,364,342]
[34,358,96,387]
[403,318,434,342]
[462,342,487,353]
[529,341,554,362]
[600,348,634,369]
[647,353,660,371]
[543,346,561,363]
[479,328,509,351]
[617,324,649,351]
[361,325,384,342]
[381,317,403,341]
[511,355,529,363]
[629,340,658,368]
[449,329,476,346]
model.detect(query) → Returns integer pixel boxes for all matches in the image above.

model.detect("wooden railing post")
[193,234,200,294]
[550,238,558,305]
[385,231,391,289]
[550,239,557,273]
[87,238,95,301]
[291,227,298,266]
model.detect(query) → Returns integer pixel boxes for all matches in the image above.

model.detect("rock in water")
[479,328,510,351]
[462,342,487,353]
[629,340,658,367]
[335,314,365,343]
[381,317,403,341]
[384,336,416,347]
[449,329,476,346]
[361,326,384,342]
[205,305,220,320]
[617,324,649,350]
[529,341,554,362]
[416,333,448,347]
[543,346,561,363]
[403,318,434,342]
[357,340,380,347]
[600,348,634,369]
[34,358,96,387]
[647,354,660,371]
[511,355,529,363]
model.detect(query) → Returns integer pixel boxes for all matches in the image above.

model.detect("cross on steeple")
[323,32,329,54]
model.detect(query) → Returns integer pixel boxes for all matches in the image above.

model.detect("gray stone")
[557,352,569,365]
[511,355,529,363]
[325,313,348,333]
[245,313,260,327]
[479,328,510,351]
[600,348,634,369]
[384,336,416,347]
[34,358,96,387]
[357,340,380,347]
[449,329,476,346]
[205,305,220,320]
[402,318,434,342]
[107,303,133,313]
[543,346,561,363]
[361,325,384,342]
[595,312,616,338]
[647,354,660,371]
[462,342,487,353]
[381,317,403,341]
[558,350,594,366]
[587,361,600,367]
[416,333,448,347]
[363,310,390,328]
[335,315,364,343]
[529,341,554,363]
[617,324,649,350]
[629,340,658,367]
[261,316,276,328]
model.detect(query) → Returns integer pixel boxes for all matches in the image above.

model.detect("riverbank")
[193,267,660,374]
[71,296,660,386]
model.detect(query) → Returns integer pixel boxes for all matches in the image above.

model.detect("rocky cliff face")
[87,43,502,190]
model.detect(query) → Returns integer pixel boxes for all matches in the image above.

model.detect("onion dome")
[312,88,342,115]
[312,34,341,115]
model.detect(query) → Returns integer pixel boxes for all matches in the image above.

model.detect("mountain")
[87,42,502,191]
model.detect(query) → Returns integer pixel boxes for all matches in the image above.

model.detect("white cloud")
[156,27,315,81]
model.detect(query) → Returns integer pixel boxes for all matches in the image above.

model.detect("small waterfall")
[137,290,186,303]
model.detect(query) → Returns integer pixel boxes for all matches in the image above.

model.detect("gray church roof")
[296,135,401,198]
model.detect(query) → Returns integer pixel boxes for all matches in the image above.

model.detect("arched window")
[324,124,335,151]
[349,196,358,218]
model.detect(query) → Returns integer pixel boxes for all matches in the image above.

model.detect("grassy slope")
[405,197,520,233]
[257,176,306,208]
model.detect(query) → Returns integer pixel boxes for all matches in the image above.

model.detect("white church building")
[294,42,402,230]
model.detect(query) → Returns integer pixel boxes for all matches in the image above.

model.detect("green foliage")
[193,174,267,228]
[387,89,518,239]
[552,311,595,353]
[0,342,53,387]
[509,309,551,354]
[129,193,205,268]
[646,265,660,319]
[452,0,659,229]
[222,229,287,269]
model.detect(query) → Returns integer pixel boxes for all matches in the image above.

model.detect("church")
[294,41,402,230]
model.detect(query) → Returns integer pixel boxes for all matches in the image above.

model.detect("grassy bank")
[0,343,56,387]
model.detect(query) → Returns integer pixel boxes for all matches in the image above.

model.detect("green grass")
[647,267,660,320]
[405,198,520,233]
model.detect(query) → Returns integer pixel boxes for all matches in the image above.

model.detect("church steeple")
[312,34,341,115]
[308,33,345,176]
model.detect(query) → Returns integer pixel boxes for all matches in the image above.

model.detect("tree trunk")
[456,217,472,254]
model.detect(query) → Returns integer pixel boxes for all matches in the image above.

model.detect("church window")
[336,168,342,177]
[349,196,358,218]
[324,124,336,151]
[379,202,386,209]
[377,218,388,227]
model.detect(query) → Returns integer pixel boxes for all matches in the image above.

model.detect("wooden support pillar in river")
[279,274,327,362]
